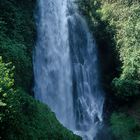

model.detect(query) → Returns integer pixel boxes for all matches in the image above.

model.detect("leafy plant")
[110,113,140,140]
[0,57,15,122]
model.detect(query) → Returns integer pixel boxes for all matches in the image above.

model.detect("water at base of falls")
[33,0,104,140]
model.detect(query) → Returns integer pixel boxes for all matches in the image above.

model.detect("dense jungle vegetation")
[0,0,81,139]
[77,0,140,139]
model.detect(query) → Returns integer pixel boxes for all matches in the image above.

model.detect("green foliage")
[0,37,32,91]
[99,1,140,98]
[89,1,140,139]
[0,0,35,91]
[110,113,140,140]
[1,89,81,140]
[0,58,80,139]
[0,57,15,122]
[112,78,140,98]
[78,0,140,98]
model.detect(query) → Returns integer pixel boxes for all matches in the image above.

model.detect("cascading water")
[34,0,104,139]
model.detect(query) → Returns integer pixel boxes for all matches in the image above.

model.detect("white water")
[34,0,104,139]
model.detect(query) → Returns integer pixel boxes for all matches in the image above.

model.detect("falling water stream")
[34,0,104,139]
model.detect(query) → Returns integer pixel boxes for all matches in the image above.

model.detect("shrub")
[110,113,140,140]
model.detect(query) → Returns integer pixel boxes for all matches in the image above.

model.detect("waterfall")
[34,0,104,139]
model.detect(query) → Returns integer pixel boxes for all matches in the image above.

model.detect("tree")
[0,56,15,123]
